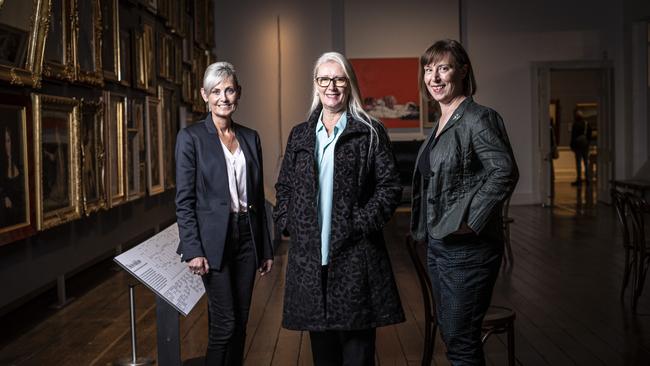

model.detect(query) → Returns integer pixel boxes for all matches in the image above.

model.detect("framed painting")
[100,0,120,81]
[103,92,127,207]
[76,0,103,85]
[181,66,192,103]
[143,21,156,94]
[0,95,36,245]
[349,58,421,130]
[32,94,81,231]
[0,0,50,87]
[193,0,207,47]
[133,30,147,90]
[145,96,164,195]
[80,99,106,215]
[126,99,146,201]
[119,28,132,86]
[161,86,177,189]
[43,0,76,81]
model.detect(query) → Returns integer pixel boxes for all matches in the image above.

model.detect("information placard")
[114,223,204,316]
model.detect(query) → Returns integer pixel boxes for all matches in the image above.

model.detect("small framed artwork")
[193,0,206,47]
[43,0,76,81]
[133,30,147,90]
[118,29,132,86]
[181,67,192,103]
[80,99,106,215]
[32,94,82,231]
[76,0,103,85]
[126,99,146,201]
[100,0,121,81]
[0,95,36,246]
[145,96,164,195]
[0,0,50,87]
[103,91,127,207]
[161,86,177,189]
[143,22,156,94]
[349,58,422,136]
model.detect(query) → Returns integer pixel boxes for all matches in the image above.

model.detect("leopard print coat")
[274,108,405,331]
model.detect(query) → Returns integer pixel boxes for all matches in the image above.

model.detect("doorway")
[533,61,614,208]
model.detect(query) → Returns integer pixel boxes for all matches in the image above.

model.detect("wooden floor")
[1,202,650,365]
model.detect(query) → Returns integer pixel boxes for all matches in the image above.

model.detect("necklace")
[218,129,238,153]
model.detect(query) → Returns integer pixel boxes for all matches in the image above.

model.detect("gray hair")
[309,52,378,149]
[202,61,239,92]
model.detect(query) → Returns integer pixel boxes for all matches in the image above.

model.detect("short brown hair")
[419,39,477,99]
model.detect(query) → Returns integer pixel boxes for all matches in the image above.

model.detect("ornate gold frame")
[76,0,104,85]
[145,95,164,195]
[43,0,76,82]
[143,21,156,94]
[80,99,106,214]
[103,91,127,207]
[32,93,82,231]
[0,95,36,246]
[126,98,146,201]
[0,0,51,87]
[101,0,121,81]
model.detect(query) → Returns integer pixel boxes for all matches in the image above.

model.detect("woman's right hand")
[188,257,209,276]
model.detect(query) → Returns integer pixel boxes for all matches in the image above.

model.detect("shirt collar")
[316,110,348,135]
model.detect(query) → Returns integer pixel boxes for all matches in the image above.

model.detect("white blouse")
[220,141,247,213]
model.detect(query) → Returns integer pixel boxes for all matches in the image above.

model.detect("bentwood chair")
[611,188,636,300]
[626,193,650,311]
[406,235,516,366]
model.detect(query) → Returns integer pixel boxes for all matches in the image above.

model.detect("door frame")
[531,60,615,206]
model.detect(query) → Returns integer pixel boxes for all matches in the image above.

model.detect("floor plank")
[1,199,650,365]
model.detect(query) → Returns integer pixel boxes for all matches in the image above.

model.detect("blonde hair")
[309,52,378,149]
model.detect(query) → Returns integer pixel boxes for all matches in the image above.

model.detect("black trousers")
[202,213,257,366]
[309,265,376,366]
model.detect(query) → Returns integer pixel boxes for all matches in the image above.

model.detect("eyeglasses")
[315,77,348,88]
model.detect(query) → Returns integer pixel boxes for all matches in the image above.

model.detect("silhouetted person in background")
[570,109,592,186]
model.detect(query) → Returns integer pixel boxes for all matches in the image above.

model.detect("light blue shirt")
[315,111,347,265]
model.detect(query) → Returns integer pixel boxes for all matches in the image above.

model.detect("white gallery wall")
[214,0,650,205]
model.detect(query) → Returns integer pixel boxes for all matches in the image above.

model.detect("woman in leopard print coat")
[274,52,404,364]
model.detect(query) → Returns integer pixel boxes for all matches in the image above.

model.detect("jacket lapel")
[203,114,229,197]
[434,97,473,139]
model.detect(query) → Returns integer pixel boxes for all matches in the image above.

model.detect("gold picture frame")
[133,29,146,90]
[126,99,146,201]
[160,86,177,189]
[32,94,81,231]
[0,94,36,245]
[43,0,76,82]
[76,0,103,85]
[104,91,127,207]
[80,99,106,215]
[0,0,50,87]
[145,95,164,195]
[100,0,121,81]
[143,21,156,94]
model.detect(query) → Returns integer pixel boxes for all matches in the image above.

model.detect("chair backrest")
[627,193,648,254]
[405,235,437,366]
[611,188,631,248]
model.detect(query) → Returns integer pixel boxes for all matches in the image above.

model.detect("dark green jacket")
[411,97,518,242]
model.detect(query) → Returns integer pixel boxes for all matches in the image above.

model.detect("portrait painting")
[126,99,146,201]
[76,0,103,85]
[145,96,164,195]
[33,94,81,230]
[349,58,421,130]
[0,105,29,234]
[100,0,119,80]
[105,92,126,207]
[0,0,50,86]
[80,100,105,214]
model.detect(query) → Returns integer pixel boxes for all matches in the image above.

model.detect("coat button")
[248,204,254,210]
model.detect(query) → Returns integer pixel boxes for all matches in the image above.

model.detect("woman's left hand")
[258,259,273,276]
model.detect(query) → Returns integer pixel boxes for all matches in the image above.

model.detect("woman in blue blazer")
[175,62,273,366]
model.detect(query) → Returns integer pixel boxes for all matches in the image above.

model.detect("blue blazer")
[175,114,273,270]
